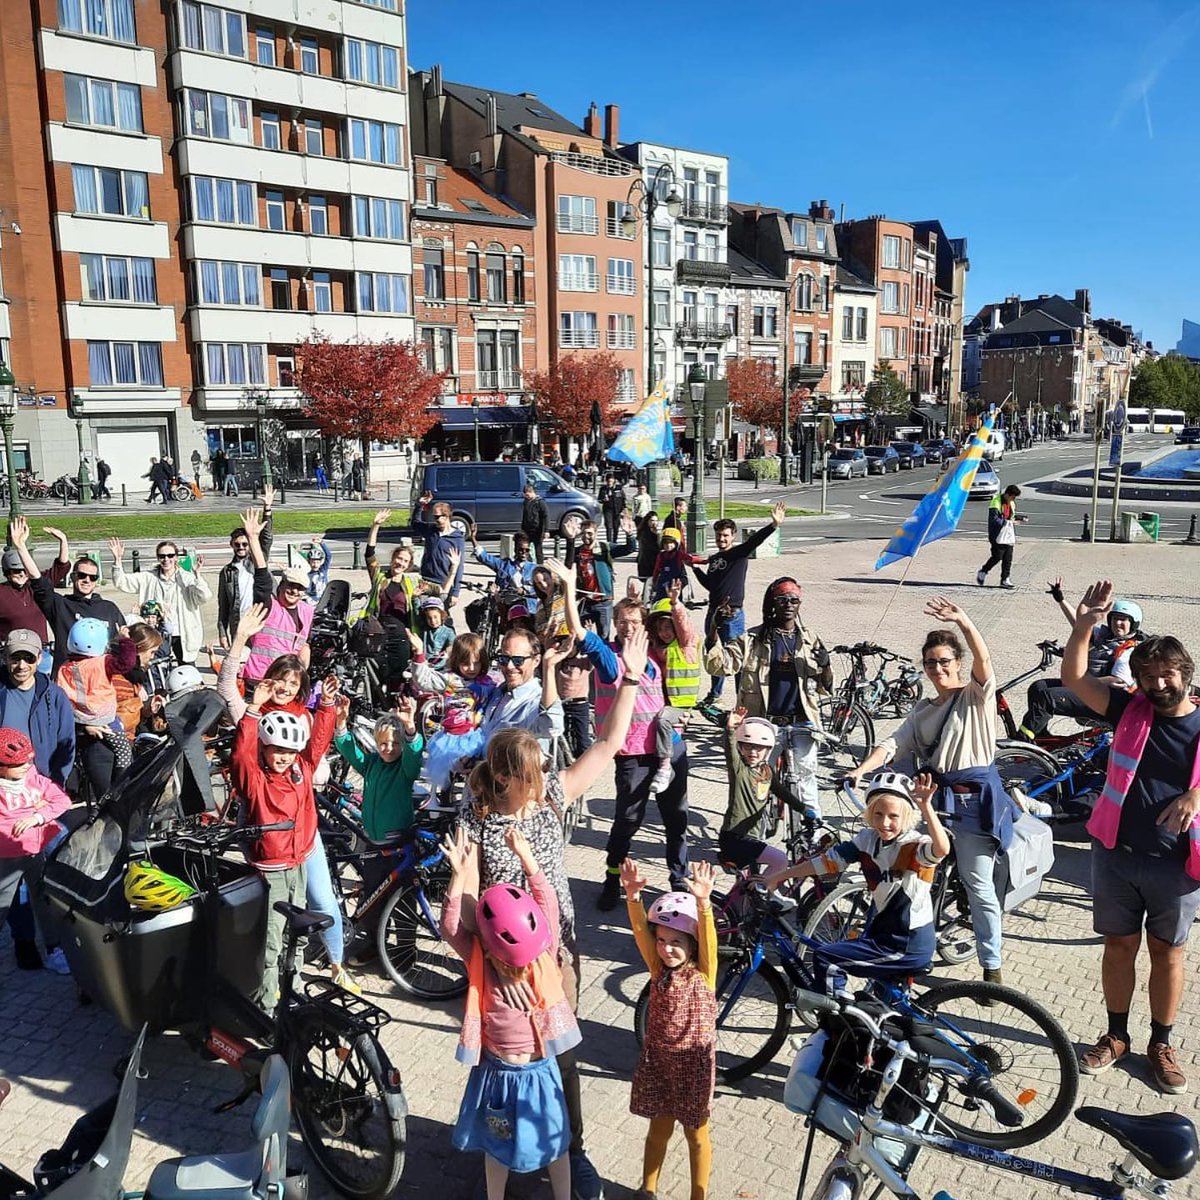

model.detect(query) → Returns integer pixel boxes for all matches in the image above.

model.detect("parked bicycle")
[994,639,1109,750]
[830,642,924,721]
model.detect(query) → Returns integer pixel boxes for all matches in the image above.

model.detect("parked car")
[924,438,959,464]
[826,448,868,479]
[967,459,1001,500]
[982,430,1006,461]
[891,441,927,469]
[410,461,601,536]
[864,445,902,475]
[1174,426,1200,445]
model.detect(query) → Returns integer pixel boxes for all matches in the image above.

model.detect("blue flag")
[606,381,675,468]
[874,415,996,571]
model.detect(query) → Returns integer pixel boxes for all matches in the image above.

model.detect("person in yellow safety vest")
[646,581,701,798]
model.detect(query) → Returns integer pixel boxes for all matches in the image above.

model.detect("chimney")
[999,295,1022,326]
[431,64,442,96]
[485,94,497,137]
[1073,288,1091,316]
[603,103,620,149]
[583,101,601,139]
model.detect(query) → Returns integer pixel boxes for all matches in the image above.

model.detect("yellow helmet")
[124,861,196,913]
[649,598,674,617]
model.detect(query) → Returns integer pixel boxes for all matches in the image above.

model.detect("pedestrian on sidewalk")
[520,482,550,564]
[976,485,1027,590]
[314,458,329,495]
[95,458,112,500]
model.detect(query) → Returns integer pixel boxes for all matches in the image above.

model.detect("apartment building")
[913,220,969,431]
[411,155,537,457]
[617,142,733,392]
[725,247,787,373]
[410,70,644,448]
[830,265,877,419]
[0,0,412,490]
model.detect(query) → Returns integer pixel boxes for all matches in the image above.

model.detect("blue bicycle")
[994,730,1111,822]
[634,884,1078,1149]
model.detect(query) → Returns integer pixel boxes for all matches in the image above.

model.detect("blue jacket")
[935,764,1018,851]
[473,547,537,594]
[414,518,466,598]
[0,669,76,785]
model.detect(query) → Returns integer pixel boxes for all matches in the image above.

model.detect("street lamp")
[70,394,91,505]
[472,397,481,461]
[0,358,18,522]
[252,390,273,487]
[685,363,708,555]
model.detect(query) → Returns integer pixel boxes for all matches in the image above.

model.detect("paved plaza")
[1,531,1198,1199]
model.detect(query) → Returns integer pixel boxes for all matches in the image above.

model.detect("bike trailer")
[997,811,1054,913]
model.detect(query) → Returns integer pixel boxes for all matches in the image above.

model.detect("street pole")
[74,413,92,505]
[718,408,727,519]
[780,284,792,486]
[1088,393,1106,543]
[473,402,481,461]
[1108,395,1127,543]
[686,366,707,554]
[820,448,829,514]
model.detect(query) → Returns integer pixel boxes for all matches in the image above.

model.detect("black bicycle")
[830,642,924,720]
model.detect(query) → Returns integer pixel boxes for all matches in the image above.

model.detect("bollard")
[1080,512,1091,542]
[279,478,286,505]
[121,484,127,507]
[131,548,141,572]
[386,479,392,503]
[1187,514,1199,546]
[332,480,339,504]
[352,540,362,569]
[287,543,297,568]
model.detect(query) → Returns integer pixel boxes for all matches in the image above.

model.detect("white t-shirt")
[879,674,997,774]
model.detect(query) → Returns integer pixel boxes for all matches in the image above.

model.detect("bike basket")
[301,977,391,1034]
[349,615,386,657]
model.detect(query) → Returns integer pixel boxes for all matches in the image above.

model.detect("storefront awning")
[436,405,531,428]
[913,404,948,426]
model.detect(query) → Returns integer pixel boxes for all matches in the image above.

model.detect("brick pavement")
[1,531,1198,1199]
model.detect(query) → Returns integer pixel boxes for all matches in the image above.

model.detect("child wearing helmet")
[419,596,454,669]
[618,857,718,1200]
[55,617,137,795]
[440,823,580,1199]
[720,709,814,873]
[303,539,332,603]
[648,526,703,604]
[765,771,950,988]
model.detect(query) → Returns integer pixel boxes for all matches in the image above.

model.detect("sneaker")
[976,570,987,586]
[1027,799,1055,819]
[570,1151,605,1200]
[1149,1043,1188,1094]
[43,947,71,976]
[1000,579,1016,590]
[596,874,622,912]
[330,965,362,996]
[980,966,1002,1007]
[1079,1032,1129,1075]
[647,760,673,797]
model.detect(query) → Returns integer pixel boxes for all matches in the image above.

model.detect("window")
[842,305,854,340]
[304,119,323,155]
[725,304,738,336]
[816,226,826,252]
[791,219,807,248]
[259,110,280,150]
[682,290,697,323]
[901,283,909,315]
[421,165,438,206]
[651,228,670,267]
[79,254,156,303]
[653,351,666,386]
[618,368,636,403]
[558,254,597,291]
[683,230,698,260]
[356,272,408,313]
[903,239,911,270]
[196,260,260,306]
[58,0,135,43]
[270,269,290,310]
[420,327,454,374]
[71,165,149,218]
[819,333,828,366]
[348,119,401,165]
[276,355,295,388]
[344,38,400,88]
[606,199,634,238]
[764,305,777,337]
[682,167,698,202]
[422,243,444,300]
[703,232,719,261]
[796,331,812,365]
[556,195,597,234]
[466,251,480,302]
[265,191,285,231]
[607,313,635,350]
[607,258,635,294]
[307,194,327,235]
[752,305,764,337]
[310,272,332,313]
[180,2,245,57]
[499,330,520,387]
[512,252,525,305]
[299,37,319,73]
[486,249,507,303]
[185,89,252,144]
[882,235,901,269]
[899,327,908,356]
[797,274,814,311]
[255,27,274,65]
[192,176,256,226]
[477,329,497,382]
[653,289,669,325]
[560,312,598,348]
[352,196,404,239]
[880,326,897,358]
[856,307,868,341]
[842,361,866,390]
[704,170,721,206]
[202,343,266,386]
[87,340,163,386]
[64,75,142,132]
[881,281,899,313]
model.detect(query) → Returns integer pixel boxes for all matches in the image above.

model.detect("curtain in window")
[210,94,229,141]
[89,80,115,127]
[206,344,226,384]
[350,121,366,160]
[111,0,135,41]
[198,261,219,303]
[214,178,233,223]
[241,265,260,305]
[392,276,408,314]
[227,343,246,384]
[85,0,107,37]
[88,342,112,385]
[370,275,389,313]
[224,11,244,56]
[65,75,89,123]
[354,196,369,235]
[221,261,240,303]
[106,257,130,301]
[99,168,122,215]
[58,0,83,33]
[132,258,156,303]
[229,99,250,143]
[314,276,330,312]
[365,42,381,85]
[382,46,398,88]
[72,165,97,213]
[202,5,222,50]
[357,274,372,311]
[384,123,399,164]
[346,39,363,81]
[388,200,403,238]
[247,345,265,384]
[138,343,163,386]
[236,181,254,224]
[187,90,207,136]
[117,83,141,131]
[113,342,137,383]
[124,171,148,218]
[81,254,104,300]
[371,198,387,237]
[368,121,384,163]
[180,0,201,48]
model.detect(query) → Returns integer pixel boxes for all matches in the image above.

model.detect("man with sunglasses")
[217,488,275,650]
[109,535,211,665]
[474,627,563,747]
[240,507,313,685]
[413,495,465,605]
[0,523,69,647]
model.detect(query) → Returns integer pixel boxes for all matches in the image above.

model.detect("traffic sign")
[1111,400,1126,431]
[1109,432,1123,466]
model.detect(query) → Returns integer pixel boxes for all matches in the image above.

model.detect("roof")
[835,263,877,293]
[726,245,786,288]
[441,80,586,140]
[411,161,532,226]
[997,295,1086,334]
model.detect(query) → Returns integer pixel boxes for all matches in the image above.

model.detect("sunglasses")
[157,552,177,560]
[494,653,537,667]
[75,572,99,582]
[232,541,250,549]
[8,653,37,665]
[774,595,802,606]
[282,584,306,593]
[4,567,27,575]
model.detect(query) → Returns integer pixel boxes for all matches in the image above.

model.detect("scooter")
[0,1026,307,1200]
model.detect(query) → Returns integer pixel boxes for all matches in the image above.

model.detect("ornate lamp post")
[252,390,273,487]
[0,359,18,522]
[685,363,708,554]
[70,394,91,505]
[472,396,481,461]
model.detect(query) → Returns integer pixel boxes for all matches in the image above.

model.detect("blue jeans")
[704,608,746,700]
[304,836,344,966]
[950,796,1004,969]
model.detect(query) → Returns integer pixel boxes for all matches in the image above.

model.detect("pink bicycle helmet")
[646,891,698,939]
[441,707,475,736]
[735,717,776,748]
[477,882,553,969]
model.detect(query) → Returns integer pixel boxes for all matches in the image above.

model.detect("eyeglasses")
[923,657,957,669]
[157,552,177,560]
[8,653,37,665]
[232,541,249,549]
[75,572,99,582]
[282,584,306,594]
[494,653,536,667]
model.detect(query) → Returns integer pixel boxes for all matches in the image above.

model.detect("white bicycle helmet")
[166,664,204,698]
[864,770,916,808]
[646,891,698,939]
[735,717,776,748]
[258,710,310,750]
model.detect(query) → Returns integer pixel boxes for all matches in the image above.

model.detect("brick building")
[0,0,413,491]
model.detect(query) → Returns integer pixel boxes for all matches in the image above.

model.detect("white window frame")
[792,218,808,248]
[64,74,143,132]
[356,272,409,314]
[558,254,598,292]
[560,312,598,348]
[195,260,261,307]
[607,313,635,350]
[880,326,897,358]
[192,176,256,227]
[881,281,899,314]
[57,0,136,44]
[347,119,402,165]
[652,288,669,325]
[72,164,149,219]
[556,195,597,235]
[815,226,827,252]
[882,235,901,269]
[307,194,328,235]
[606,258,635,294]
[344,37,400,89]
[352,195,405,239]
[299,37,319,74]
[304,119,323,156]
[264,191,285,231]
[310,271,332,313]
[254,27,274,65]
[180,2,247,57]
[856,307,868,341]
[203,342,267,386]
[651,227,670,267]
[87,340,163,386]
[184,88,252,145]
[79,253,157,304]
[259,110,280,150]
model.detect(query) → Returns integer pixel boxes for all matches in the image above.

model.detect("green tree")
[1128,357,1171,411]
[1130,354,1200,420]
[863,362,910,418]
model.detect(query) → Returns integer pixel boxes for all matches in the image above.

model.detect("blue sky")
[407,0,1200,352]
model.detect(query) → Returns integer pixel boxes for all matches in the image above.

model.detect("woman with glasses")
[845,596,1019,985]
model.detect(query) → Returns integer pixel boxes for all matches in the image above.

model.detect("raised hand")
[619,856,648,901]
[685,860,716,906]
[396,694,417,731]
[667,577,683,602]
[771,500,787,527]
[42,525,67,543]
[406,627,423,653]
[542,635,576,669]
[193,553,205,572]
[562,513,582,540]
[621,625,649,679]
[107,536,124,561]
[924,596,966,625]
[912,771,938,810]
[626,576,641,601]
[251,681,274,710]
[503,826,538,876]
[261,483,275,510]
[8,516,29,548]
[237,602,270,640]
[240,507,263,536]
[334,692,352,729]
[440,825,473,875]
[542,557,574,588]
[372,509,392,528]
[321,673,339,704]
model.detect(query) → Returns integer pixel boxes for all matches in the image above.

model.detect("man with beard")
[1063,580,1200,1096]
[217,486,274,649]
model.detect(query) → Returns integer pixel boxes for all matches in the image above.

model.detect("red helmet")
[477,882,553,969]
[0,728,35,767]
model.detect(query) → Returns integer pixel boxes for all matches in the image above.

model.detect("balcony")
[607,330,636,350]
[556,213,599,235]
[679,197,728,225]
[550,151,635,178]
[477,369,522,390]
[558,270,599,292]
[676,255,731,284]
[606,216,636,239]
[559,329,599,349]
[675,319,733,344]
[606,273,636,295]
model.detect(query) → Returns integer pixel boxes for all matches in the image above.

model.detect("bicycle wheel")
[634,956,792,1083]
[914,979,1079,1149]
[289,1028,406,1200]
[817,700,875,784]
[377,873,467,1000]
[994,742,1063,808]
[802,878,870,948]
[931,861,974,965]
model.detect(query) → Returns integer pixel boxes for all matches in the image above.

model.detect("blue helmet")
[67,617,111,658]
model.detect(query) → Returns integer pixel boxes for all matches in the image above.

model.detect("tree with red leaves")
[294,336,445,476]
[727,357,783,431]
[526,352,623,437]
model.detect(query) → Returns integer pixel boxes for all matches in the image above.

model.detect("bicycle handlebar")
[168,819,294,853]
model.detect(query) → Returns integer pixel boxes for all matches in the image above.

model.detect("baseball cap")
[2,548,24,573]
[279,567,310,589]
[5,628,43,655]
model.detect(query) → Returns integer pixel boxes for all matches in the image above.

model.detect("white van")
[982,429,1006,461]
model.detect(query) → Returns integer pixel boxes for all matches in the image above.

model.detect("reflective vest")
[56,656,117,725]
[664,639,700,709]
[244,597,314,681]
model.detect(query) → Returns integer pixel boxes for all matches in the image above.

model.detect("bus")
[1124,407,1149,432]
[1151,408,1187,433]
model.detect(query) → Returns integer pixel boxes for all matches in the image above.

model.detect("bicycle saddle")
[1076,1107,1197,1180]
[272,902,335,938]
